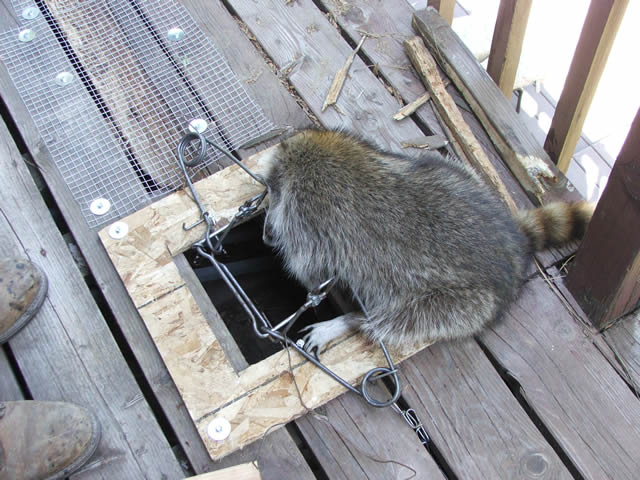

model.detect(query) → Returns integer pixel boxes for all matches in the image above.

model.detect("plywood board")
[99,147,431,460]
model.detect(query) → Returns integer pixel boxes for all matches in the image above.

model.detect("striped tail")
[516,201,595,251]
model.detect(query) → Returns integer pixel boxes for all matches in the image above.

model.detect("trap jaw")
[176,131,402,408]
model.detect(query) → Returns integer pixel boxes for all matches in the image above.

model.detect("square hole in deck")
[184,215,344,366]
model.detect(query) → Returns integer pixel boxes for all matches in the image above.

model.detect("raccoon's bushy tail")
[516,201,595,251]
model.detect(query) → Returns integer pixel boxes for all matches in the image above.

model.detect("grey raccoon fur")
[261,129,593,351]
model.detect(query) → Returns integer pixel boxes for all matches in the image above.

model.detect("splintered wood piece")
[544,0,629,172]
[393,79,450,121]
[487,0,533,97]
[393,92,431,120]
[322,35,367,111]
[404,36,518,214]
[412,8,580,205]
[401,135,448,150]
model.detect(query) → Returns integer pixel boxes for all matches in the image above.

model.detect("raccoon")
[260,129,593,352]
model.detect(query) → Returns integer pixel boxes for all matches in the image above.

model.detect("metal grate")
[0,0,274,228]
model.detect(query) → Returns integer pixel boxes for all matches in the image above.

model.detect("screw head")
[207,418,230,441]
[18,29,36,42]
[55,72,74,86]
[22,7,40,20]
[188,118,208,134]
[90,198,111,215]
[296,338,305,348]
[108,222,129,239]
[167,27,185,42]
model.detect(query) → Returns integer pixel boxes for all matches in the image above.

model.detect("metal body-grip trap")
[100,133,432,459]
[176,131,402,409]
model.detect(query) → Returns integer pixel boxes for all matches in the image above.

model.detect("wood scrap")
[412,9,581,204]
[404,36,518,214]
[393,78,450,120]
[321,35,367,111]
[393,92,430,120]
[401,135,449,150]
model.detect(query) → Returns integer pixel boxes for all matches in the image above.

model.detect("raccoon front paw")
[300,317,348,355]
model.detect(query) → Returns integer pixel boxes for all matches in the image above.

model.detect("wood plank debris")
[186,463,261,480]
[404,36,518,214]
[401,134,448,150]
[412,8,580,205]
[322,35,367,112]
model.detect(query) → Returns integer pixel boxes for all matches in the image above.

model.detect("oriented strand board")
[99,147,430,460]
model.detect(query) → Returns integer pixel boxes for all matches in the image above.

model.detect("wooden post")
[544,0,629,173]
[565,107,640,329]
[487,0,533,97]
[427,0,456,24]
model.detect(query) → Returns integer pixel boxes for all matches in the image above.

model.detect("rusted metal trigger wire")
[176,131,401,408]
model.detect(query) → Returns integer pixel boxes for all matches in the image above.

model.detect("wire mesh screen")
[0,0,274,229]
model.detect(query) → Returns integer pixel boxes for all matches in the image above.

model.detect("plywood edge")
[138,286,238,421]
[197,335,427,460]
[99,146,276,306]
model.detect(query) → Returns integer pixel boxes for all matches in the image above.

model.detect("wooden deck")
[0,1,639,479]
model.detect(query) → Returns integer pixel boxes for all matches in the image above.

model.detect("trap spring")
[176,131,402,408]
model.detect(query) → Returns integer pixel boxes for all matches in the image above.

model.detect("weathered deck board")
[296,384,445,480]
[179,0,313,141]
[399,339,571,479]
[480,275,640,480]
[602,311,640,395]
[0,0,313,472]
[0,55,216,472]
[227,0,426,149]
[0,2,150,225]
[0,349,24,401]
[0,115,184,478]
[43,0,196,188]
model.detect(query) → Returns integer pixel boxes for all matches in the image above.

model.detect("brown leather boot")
[0,401,101,480]
[0,258,48,344]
